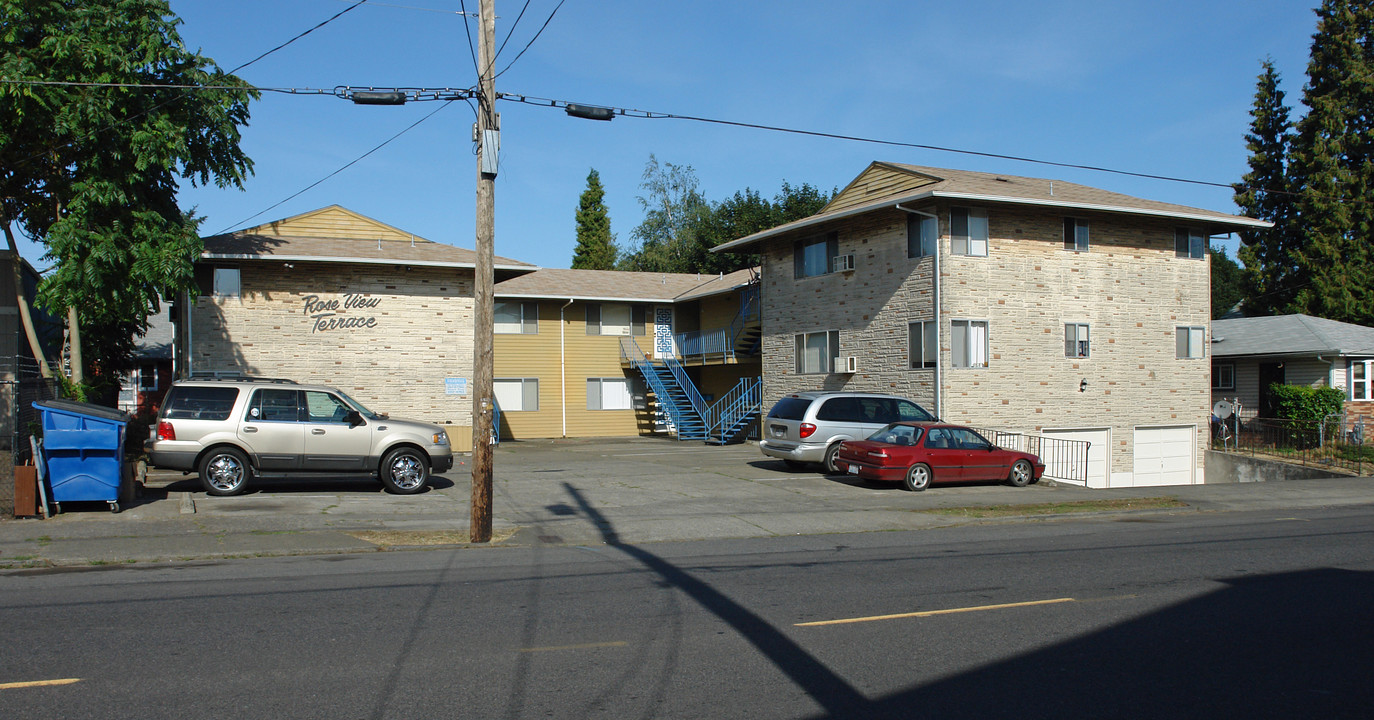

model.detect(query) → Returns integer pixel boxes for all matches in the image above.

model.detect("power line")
[493,0,567,80]
[498,92,1238,190]
[228,0,370,74]
[213,100,458,235]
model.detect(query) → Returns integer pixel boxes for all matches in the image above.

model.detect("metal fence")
[3,354,58,462]
[1211,413,1370,476]
[975,427,1092,485]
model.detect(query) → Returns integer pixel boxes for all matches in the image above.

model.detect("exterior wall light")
[1080,378,1088,392]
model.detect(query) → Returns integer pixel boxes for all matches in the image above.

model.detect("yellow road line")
[0,678,81,690]
[796,597,1076,627]
[517,641,628,653]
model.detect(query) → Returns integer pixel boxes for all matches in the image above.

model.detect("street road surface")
[3,503,1372,719]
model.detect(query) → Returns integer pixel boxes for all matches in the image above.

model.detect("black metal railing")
[1211,414,1369,476]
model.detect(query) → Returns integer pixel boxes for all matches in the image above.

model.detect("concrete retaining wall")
[1205,450,1347,484]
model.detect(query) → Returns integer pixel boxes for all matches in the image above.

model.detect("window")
[1176,326,1206,359]
[632,305,648,336]
[494,378,539,411]
[138,364,158,391]
[586,303,631,335]
[794,232,839,278]
[1213,363,1235,391]
[951,320,988,368]
[1064,218,1089,252]
[1351,360,1372,400]
[163,386,239,420]
[908,321,937,369]
[950,207,988,257]
[1064,323,1090,358]
[1175,228,1205,259]
[303,390,353,423]
[495,301,537,334]
[907,214,938,258]
[794,330,840,374]
[246,389,300,423]
[213,267,240,297]
[587,377,634,410]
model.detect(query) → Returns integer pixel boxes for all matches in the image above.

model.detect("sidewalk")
[3,437,1372,568]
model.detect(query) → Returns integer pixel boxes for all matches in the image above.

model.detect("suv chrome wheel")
[200,448,249,496]
[381,447,429,494]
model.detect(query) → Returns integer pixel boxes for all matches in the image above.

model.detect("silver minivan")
[758,391,936,472]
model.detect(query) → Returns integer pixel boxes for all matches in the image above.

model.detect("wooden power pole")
[470,0,497,543]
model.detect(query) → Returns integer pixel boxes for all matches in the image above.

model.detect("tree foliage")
[1209,246,1245,319]
[1236,2,1374,324]
[0,0,256,398]
[570,169,617,269]
[618,156,833,274]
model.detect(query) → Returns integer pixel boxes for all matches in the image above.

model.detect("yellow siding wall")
[253,207,413,241]
[825,166,936,213]
[494,300,646,439]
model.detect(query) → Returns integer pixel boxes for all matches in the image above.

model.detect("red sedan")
[835,422,1045,492]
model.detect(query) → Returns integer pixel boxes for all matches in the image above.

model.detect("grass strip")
[346,528,517,548]
[921,497,1187,518]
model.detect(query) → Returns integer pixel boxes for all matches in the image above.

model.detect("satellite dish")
[1212,400,1233,419]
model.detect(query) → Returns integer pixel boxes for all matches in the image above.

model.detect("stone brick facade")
[189,262,475,427]
[760,202,1214,486]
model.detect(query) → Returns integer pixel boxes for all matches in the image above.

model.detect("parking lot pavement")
[2,437,1373,567]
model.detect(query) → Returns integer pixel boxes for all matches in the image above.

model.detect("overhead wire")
[493,0,567,80]
[228,0,370,74]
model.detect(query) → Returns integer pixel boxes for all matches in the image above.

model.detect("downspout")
[897,203,942,419]
[560,298,574,438]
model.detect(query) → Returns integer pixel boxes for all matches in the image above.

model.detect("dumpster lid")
[33,398,131,423]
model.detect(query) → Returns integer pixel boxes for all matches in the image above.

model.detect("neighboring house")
[714,162,1268,488]
[119,308,175,417]
[492,268,761,441]
[1211,314,1374,423]
[174,205,534,446]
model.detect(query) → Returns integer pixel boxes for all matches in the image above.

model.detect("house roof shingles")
[203,232,533,270]
[714,162,1271,253]
[495,267,757,302]
[1212,315,1374,358]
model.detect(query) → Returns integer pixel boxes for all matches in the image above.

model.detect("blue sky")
[16,0,1322,270]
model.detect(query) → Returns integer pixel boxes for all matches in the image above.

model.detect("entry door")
[653,306,675,360]
[1259,362,1286,418]
[301,390,370,471]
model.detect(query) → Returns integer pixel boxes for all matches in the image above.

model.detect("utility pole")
[470,0,497,543]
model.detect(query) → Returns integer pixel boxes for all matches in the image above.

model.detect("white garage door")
[1041,428,1110,488]
[1132,426,1197,487]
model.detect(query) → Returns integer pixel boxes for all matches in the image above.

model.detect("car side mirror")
[346,410,364,427]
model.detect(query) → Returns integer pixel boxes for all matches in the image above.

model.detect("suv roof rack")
[185,374,298,384]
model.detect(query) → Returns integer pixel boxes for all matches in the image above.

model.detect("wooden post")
[470,0,497,543]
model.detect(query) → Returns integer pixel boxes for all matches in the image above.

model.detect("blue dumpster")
[33,399,130,513]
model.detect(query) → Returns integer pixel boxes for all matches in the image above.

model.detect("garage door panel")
[1133,426,1195,487]
[1042,428,1109,489]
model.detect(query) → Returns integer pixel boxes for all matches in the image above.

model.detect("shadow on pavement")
[562,481,1374,720]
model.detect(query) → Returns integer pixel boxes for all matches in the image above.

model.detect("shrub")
[1269,384,1345,424]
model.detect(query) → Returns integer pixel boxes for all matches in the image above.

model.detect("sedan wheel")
[823,444,842,474]
[381,447,429,494]
[904,463,932,492]
[1008,459,1034,487]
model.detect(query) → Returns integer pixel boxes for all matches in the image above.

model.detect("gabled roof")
[714,162,1270,253]
[202,205,534,271]
[1211,315,1374,358]
[496,267,757,303]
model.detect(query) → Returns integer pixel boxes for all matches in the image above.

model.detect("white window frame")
[1175,228,1205,259]
[1064,323,1090,358]
[1064,218,1089,252]
[1213,362,1235,391]
[495,301,538,334]
[951,319,988,368]
[212,267,240,297]
[1351,359,1372,401]
[494,378,539,411]
[587,377,634,411]
[794,330,840,374]
[907,214,938,258]
[1176,326,1206,359]
[950,207,988,257]
[908,320,937,369]
[138,363,159,392]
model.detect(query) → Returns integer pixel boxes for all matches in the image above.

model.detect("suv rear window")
[163,386,240,421]
[767,397,813,420]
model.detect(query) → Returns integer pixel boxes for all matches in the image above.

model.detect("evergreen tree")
[1287,0,1374,324]
[571,169,617,269]
[1210,246,1245,319]
[1234,60,1297,316]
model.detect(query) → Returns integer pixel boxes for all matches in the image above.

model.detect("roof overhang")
[713,190,1273,253]
[200,252,534,272]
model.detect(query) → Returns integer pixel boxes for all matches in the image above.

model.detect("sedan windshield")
[866,424,922,446]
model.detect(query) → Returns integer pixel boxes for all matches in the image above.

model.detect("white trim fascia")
[494,292,680,303]
[201,252,534,271]
[712,189,1272,253]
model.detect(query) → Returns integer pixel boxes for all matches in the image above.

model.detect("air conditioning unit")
[832,254,855,272]
[843,356,858,373]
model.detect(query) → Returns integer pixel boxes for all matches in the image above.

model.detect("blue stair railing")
[620,337,707,440]
[704,377,762,445]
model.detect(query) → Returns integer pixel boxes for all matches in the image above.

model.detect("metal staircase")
[621,338,760,443]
